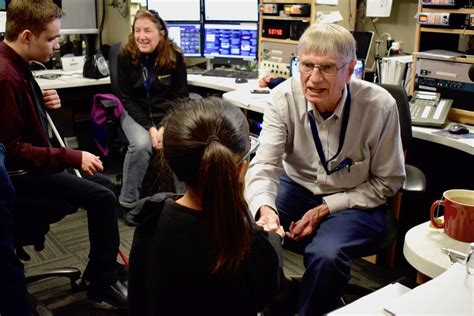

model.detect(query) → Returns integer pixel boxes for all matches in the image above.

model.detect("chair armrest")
[8,170,28,177]
[402,164,426,193]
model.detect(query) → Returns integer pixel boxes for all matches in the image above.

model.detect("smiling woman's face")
[134,17,161,54]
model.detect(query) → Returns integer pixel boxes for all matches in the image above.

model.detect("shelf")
[420,27,474,35]
[420,8,474,14]
[261,15,310,22]
[59,28,99,35]
[262,0,311,3]
[260,37,299,44]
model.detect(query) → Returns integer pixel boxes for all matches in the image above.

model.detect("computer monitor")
[204,0,258,22]
[0,0,6,11]
[0,12,5,35]
[351,31,374,63]
[148,0,201,22]
[168,23,202,57]
[352,59,365,80]
[203,23,258,66]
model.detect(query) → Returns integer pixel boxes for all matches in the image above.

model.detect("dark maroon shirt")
[0,42,81,173]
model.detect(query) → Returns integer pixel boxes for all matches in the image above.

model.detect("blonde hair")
[298,23,356,64]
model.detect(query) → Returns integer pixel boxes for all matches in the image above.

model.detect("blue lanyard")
[141,61,157,95]
[307,86,352,175]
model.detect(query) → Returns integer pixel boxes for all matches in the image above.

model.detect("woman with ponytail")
[128,97,284,316]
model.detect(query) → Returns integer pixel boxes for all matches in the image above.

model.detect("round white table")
[403,220,470,281]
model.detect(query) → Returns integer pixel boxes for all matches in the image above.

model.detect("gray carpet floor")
[22,209,399,315]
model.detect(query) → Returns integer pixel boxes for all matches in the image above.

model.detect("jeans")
[276,174,386,316]
[12,171,121,286]
[119,110,152,208]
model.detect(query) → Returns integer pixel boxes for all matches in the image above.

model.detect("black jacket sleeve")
[116,53,154,129]
[250,226,284,311]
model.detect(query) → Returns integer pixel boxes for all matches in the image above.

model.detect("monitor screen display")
[168,23,202,57]
[204,0,258,22]
[0,12,5,33]
[352,59,365,80]
[0,0,6,11]
[351,31,374,62]
[148,0,201,22]
[203,23,258,60]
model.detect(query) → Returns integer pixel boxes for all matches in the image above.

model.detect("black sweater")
[116,50,189,130]
[128,194,283,316]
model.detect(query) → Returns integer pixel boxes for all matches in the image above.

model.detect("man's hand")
[286,203,330,241]
[42,90,61,110]
[148,126,163,150]
[80,151,103,176]
[256,205,285,239]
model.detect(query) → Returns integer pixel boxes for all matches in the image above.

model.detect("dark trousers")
[276,174,386,316]
[0,208,29,316]
[12,171,120,286]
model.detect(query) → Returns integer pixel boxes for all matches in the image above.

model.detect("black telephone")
[409,90,453,127]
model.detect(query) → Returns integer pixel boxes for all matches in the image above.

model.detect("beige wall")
[316,0,357,30]
[361,0,418,54]
[99,2,131,46]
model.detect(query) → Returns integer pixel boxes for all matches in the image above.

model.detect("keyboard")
[202,69,258,79]
[186,67,206,75]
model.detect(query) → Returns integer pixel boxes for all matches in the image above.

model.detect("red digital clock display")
[268,28,283,36]
[263,25,288,39]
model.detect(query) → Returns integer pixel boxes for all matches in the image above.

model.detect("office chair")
[9,170,82,316]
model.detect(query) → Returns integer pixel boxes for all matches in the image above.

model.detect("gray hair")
[297,23,356,64]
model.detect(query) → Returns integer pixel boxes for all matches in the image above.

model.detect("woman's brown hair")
[163,97,253,273]
[122,9,180,72]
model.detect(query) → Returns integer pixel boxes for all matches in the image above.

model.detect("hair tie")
[206,135,220,145]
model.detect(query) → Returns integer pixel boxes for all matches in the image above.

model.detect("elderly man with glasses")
[245,23,405,316]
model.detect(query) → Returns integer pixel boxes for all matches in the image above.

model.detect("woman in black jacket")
[128,97,284,316]
[116,9,189,214]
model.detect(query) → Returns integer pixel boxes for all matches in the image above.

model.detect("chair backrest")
[108,42,122,96]
[377,84,412,151]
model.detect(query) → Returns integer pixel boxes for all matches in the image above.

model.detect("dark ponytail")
[163,97,253,273]
[199,140,252,273]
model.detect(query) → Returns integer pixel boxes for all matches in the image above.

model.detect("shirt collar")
[307,84,348,121]
[0,42,32,78]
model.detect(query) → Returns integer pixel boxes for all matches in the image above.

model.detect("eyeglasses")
[298,59,348,76]
[238,135,260,164]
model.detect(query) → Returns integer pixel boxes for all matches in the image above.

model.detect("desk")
[413,124,474,155]
[35,70,259,93]
[35,70,110,90]
[187,74,258,92]
[403,220,470,279]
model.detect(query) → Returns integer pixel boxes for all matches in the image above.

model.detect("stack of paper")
[383,263,473,315]
[379,55,413,93]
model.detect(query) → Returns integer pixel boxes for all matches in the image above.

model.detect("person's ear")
[237,160,249,184]
[160,30,166,36]
[19,30,33,44]
[346,59,356,82]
